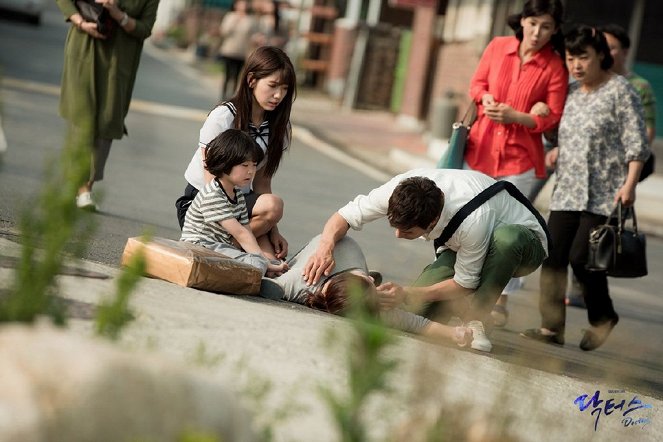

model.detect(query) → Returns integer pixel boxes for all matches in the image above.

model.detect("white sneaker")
[76,191,97,211]
[466,320,492,352]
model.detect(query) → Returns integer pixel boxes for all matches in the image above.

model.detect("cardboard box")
[121,237,262,295]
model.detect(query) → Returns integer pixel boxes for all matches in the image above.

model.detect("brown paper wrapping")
[121,237,261,295]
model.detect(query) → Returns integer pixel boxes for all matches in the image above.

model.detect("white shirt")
[337,169,548,289]
[184,104,269,193]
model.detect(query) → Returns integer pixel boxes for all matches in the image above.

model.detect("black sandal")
[579,316,619,351]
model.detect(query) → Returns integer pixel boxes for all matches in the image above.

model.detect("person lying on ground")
[261,235,472,347]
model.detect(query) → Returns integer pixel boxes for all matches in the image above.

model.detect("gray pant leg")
[206,242,269,275]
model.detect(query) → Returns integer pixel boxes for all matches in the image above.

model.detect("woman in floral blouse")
[521,25,650,351]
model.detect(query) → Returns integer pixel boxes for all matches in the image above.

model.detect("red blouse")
[465,36,568,178]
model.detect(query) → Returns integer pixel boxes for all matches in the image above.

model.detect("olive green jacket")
[55,0,159,139]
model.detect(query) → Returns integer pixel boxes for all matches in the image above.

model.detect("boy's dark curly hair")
[204,129,264,177]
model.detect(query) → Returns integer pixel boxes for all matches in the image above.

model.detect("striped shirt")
[180,179,249,246]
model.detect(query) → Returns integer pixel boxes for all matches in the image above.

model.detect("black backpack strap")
[433,181,551,256]
[433,182,505,253]
[500,181,551,251]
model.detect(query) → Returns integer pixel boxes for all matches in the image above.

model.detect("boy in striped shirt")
[181,129,288,277]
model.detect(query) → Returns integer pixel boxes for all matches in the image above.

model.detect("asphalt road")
[1,3,663,405]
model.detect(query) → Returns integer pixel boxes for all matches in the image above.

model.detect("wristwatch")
[119,12,129,27]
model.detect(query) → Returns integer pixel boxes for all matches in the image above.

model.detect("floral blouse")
[550,75,650,217]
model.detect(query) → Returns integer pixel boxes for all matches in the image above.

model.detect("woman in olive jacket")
[55,0,159,210]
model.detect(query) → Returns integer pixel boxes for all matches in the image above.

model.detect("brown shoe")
[580,316,619,351]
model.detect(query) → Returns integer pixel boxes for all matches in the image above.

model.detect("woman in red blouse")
[464,0,567,325]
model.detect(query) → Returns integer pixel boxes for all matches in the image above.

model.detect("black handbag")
[586,202,647,278]
[75,0,116,36]
[436,102,477,169]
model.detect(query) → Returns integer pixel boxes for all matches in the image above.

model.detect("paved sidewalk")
[290,91,430,175]
[1,236,661,442]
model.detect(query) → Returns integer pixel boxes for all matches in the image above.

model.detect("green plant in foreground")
[320,286,399,442]
[177,429,221,442]
[0,121,95,324]
[233,355,307,442]
[95,237,147,340]
[190,341,226,368]
[1,118,145,341]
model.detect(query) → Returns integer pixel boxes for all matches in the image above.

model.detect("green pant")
[415,224,546,323]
